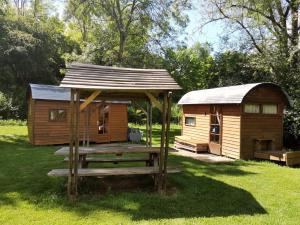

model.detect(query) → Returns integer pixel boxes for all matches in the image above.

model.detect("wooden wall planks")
[29,99,128,145]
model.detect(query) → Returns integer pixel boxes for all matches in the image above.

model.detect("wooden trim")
[32,99,36,145]
[80,90,101,111]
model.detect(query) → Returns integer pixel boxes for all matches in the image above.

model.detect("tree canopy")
[0,0,299,146]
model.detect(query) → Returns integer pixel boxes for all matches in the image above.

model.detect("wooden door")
[209,106,222,155]
[96,103,110,142]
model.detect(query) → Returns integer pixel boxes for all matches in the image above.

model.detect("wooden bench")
[48,166,182,177]
[254,150,300,166]
[174,136,208,153]
[63,157,151,166]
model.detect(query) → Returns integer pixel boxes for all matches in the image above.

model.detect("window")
[210,113,221,144]
[244,104,260,113]
[49,109,66,121]
[262,104,277,114]
[185,117,196,126]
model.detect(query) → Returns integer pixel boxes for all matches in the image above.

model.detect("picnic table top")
[54,146,161,156]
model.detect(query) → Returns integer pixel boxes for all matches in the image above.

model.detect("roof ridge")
[68,62,167,72]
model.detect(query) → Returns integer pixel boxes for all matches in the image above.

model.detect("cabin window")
[185,117,196,126]
[244,104,260,113]
[49,109,66,121]
[262,104,277,114]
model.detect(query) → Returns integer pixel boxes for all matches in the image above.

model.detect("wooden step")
[48,167,182,177]
[175,136,208,153]
[63,157,150,163]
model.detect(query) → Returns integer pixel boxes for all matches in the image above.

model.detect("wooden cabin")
[27,84,129,145]
[175,83,292,160]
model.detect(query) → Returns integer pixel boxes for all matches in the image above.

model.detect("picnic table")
[48,145,181,180]
[54,145,161,168]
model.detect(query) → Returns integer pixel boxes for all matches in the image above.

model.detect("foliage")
[65,0,191,66]
[284,100,300,148]
[213,51,269,86]
[128,103,181,124]
[0,119,26,126]
[164,43,216,100]
[0,3,80,118]
[0,92,18,119]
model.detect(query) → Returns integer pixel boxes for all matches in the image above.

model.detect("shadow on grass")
[0,134,266,220]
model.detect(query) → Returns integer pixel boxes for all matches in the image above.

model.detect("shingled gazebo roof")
[60,63,181,91]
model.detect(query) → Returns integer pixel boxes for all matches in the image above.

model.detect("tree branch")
[215,3,263,53]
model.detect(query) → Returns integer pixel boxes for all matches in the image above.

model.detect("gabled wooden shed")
[176,83,291,160]
[27,84,129,145]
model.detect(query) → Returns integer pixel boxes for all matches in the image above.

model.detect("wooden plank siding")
[221,105,241,159]
[109,104,128,142]
[240,86,285,159]
[30,99,128,145]
[182,105,210,143]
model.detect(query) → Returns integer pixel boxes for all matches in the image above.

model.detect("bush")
[0,119,26,126]
[0,92,18,119]
[284,100,300,149]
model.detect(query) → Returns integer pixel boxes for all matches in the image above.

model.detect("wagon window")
[244,104,260,113]
[49,109,66,121]
[262,104,277,114]
[185,117,196,126]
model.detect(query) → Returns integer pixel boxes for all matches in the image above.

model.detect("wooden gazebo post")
[68,89,74,199]
[163,91,172,191]
[68,88,80,200]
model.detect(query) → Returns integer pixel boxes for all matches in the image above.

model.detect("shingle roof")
[29,84,130,104]
[59,63,181,91]
[178,83,291,106]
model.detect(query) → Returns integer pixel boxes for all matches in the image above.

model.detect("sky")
[52,0,225,51]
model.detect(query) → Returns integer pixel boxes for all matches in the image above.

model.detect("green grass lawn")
[1,125,300,225]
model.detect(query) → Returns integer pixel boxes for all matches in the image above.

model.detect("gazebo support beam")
[163,91,172,192]
[68,89,75,199]
[68,89,80,200]
[74,89,80,196]
[158,92,167,194]
[145,92,162,112]
[149,102,152,147]
[80,90,101,111]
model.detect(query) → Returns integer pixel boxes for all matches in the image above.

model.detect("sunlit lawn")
[0,125,300,225]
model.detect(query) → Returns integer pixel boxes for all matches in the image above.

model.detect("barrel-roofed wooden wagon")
[175,83,300,166]
[27,84,129,145]
[47,63,182,199]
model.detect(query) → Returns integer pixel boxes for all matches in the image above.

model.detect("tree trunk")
[290,0,299,70]
[118,32,126,65]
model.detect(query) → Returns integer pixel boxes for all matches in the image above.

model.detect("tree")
[164,43,216,100]
[214,51,269,86]
[66,0,191,65]
[202,0,300,87]
[0,6,79,118]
